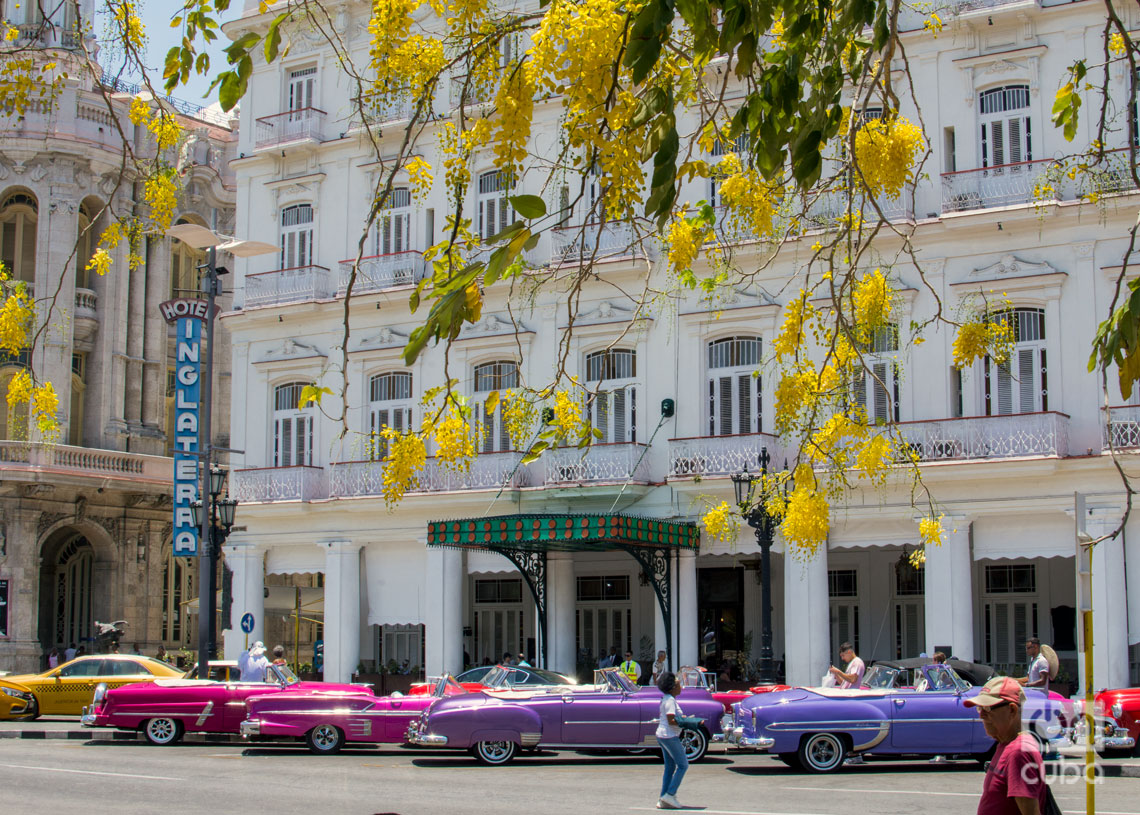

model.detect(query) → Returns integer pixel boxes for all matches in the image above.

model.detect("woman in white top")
[655,671,688,810]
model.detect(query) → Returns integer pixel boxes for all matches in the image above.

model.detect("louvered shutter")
[481,401,495,453]
[872,362,889,422]
[853,370,867,414]
[593,392,610,443]
[613,389,627,442]
[737,374,752,434]
[280,418,293,466]
[371,408,389,459]
[996,360,1013,415]
[717,377,732,435]
[1018,348,1036,413]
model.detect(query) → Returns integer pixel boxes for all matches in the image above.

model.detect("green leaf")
[483,390,500,414]
[297,385,333,408]
[520,440,549,464]
[264,13,287,63]
[225,31,260,62]
[218,72,244,111]
[508,194,546,219]
[486,220,524,245]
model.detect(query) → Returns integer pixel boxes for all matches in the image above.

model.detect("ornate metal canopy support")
[490,546,548,668]
[616,544,672,670]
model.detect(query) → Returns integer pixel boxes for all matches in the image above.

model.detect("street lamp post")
[165,224,276,680]
[731,448,781,684]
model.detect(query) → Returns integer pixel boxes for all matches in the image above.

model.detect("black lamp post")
[191,465,238,675]
[731,448,781,684]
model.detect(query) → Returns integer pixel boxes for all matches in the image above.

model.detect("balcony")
[550,222,649,265]
[244,265,332,308]
[668,433,783,479]
[328,451,531,496]
[544,443,650,485]
[951,0,1041,15]
[232,465,327,503]
[0,441,172,483]
[254,108,326,150]
[73,288,98,344]
[364,96,417,126]
[1102,405,1140,450]
[450,74,496,109]
[338,252,426,295]
[805,188,914,227]
[893,412,1069,462]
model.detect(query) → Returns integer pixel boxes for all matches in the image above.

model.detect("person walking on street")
[620,651,643,684]
[65,643,77,662]
[655,671,694,809]
[239,641,269,681]
[651,650,667,685]
[47,647,59,669]
[965,676,1048,815]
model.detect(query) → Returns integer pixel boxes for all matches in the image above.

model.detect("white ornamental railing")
[245,265,332,308]
[232,466,327,503]
[941,159,1058,213]
[254,107,326,149]
[338,252,425,295]
[329,451,532,497]
[0,441,172,481]
[668,433,783,478]
[804,189,914,228]
[1102,405,1140,450]
[893,412,1069,461]
[952,0,1040,13]
[550,222,647,265]
[544,443,650,485]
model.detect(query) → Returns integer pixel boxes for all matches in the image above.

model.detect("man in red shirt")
[965,676,1048,815]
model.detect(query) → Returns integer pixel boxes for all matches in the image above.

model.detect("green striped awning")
[426,513,700,552]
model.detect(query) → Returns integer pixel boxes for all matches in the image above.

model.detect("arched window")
[0,192,38,284]
[852,326,900,424]
[980,85,1031,170]
[474,360,519,452]
[985,308,1046,415]
[161,546,195,645]
[374,187,412,256]
[477,172,509,242]
[368,371,413,459]
[585,349,637,443]
[54,536,93,648]
[0,356,29,439]
[707,336,762,435]
[76,205,95,290]
[69,353,86,446]
[273,381,315,466]
[280,204,314,269]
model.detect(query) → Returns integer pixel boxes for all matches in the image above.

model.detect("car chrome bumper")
[240,720,260,737]
[408,732,448,746]
[725,726,775,750]
[80,713,97,727]
[1105,733,1136,750]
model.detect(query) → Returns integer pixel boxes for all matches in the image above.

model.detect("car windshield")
[678,667,712,689]
[861,665,900,690]
[593,668,637,693]
[270,664,300,685]
[432,675,468,697]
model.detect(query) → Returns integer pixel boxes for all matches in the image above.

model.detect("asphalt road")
[0,736,1137,815]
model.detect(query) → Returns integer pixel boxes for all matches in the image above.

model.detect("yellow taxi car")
[0,654,183,719]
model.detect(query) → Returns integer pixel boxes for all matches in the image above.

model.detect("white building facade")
[221,0,1140,692]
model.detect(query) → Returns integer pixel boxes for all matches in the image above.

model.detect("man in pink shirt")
[965,676,1048,815]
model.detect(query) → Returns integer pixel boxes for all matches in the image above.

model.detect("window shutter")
[996,361,1013,415]
[1007,117,1022,165]
[629,386,637,442]
[873,361,889,422]
[499,194,509,234]
[595,392,610,443]
[1040,349,1048,411]
[991,120,1005,167]
[891,362,900,422]
[737,373,752,434]
[1018,348,1036,413]
[482,401,495,453]
[498,404,509,451]
[984,357,992,416]
[718,376,732,436]
[281,419,293,467]
[981,123,989,169]
[853,369,867,413]
[382,216,392,255]
[994,603,1010,664]
[614,389,627,442]
[708,379,716,436]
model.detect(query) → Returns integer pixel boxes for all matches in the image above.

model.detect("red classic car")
[81,662,364,745]
[241,675,470,754]
[1095,687,1140,755]
[677,667,789,713]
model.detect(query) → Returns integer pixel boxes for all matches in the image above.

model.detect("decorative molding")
[457,313,533,340]
[963,254,1061,281]
[265,172,326,191]
[354,325,408,351]
[36,511,68,541]
[90,515,126,547]
[254,338,327,364]
[951,254,1067,298]
[24,484,55,499]
[557,300,649,329]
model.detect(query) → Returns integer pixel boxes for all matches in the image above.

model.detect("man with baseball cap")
[965,676,1047,815]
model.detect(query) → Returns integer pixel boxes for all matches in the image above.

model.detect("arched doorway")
[38,533,95,651]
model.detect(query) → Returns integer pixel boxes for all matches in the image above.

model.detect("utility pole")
[1075,492,1095,815]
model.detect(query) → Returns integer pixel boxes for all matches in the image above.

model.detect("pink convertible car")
[241,675,470,754]
[81,662,364,745]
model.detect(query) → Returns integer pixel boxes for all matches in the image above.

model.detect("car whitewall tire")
[306,724,345,755]
[798,732,847,773]
[681,727,709,762]
[143,717,183,746]
[471,740,518,765]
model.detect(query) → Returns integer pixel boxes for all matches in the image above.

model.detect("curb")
[0,729,248,744]
[1045,760,1140,779]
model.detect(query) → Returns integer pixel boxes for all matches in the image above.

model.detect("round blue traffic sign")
[240,612,255,633]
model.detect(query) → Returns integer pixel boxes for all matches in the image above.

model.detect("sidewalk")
[0,718,247,744]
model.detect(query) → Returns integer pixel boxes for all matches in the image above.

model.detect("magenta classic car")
[81,662,364,745]
[726,663,1075,772]
[408,667,725,765]
[240,675,469,754]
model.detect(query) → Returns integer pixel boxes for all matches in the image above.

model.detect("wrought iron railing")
[544,443,651,484]
[892,412,1069,461]
[244,265,332,307]
[232,465,327,502]
[941,158,1059,213]
[254,107,326,149]
[668,433,783,478]
[329,451,531,496]
[1101,405,1140,450]
[338,252,425,295]
[550,221,648,265]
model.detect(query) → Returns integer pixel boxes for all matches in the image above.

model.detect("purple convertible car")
[408,667,725,765]
[726,662,1074,772]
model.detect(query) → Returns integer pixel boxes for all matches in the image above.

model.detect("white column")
[784,544,829,687]
[547,553,576,675]
[222,540,264,660]
[924,517,974,662]
[1127,514,1140,654]
[1084,509,1129,691]
[425,546,463,676]
[654,592,668,669]
[321,540,362,684]
[677,550,698,667]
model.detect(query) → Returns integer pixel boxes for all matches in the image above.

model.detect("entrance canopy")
[427,513,700,669]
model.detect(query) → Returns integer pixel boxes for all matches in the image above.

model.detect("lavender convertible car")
[408,667,725,765]
[726,663,1072,773]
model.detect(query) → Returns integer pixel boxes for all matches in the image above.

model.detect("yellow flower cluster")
[4,370,59,441]
[143,174,179,231]
[85,248,113,277]
[1110,32,1127,56]
[951,318,1013,369]
[809,412,864,467]
[493,64,536,176]
[666,213,708,275]
[31,380,59,439]
[148,114,182,151]
[551,390,585,441]
[380,427,427,505]
[6,368,31,409]
[701,501,738,544]
[919,515,944,547]
[128,97,151,126]
[852,269,893,341]
[854,433,892,485]
[923,13,944,37]
[0,285,34,355]
[773,293,814,359]
[405,157,434,203]
[502,390,538,450]
[433,409,476,471]
[780,466,831,558]
[113,1,146,50]
[716,154,778,238]
[853,115,924,199]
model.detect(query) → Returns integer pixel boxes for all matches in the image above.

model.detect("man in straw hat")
[965,676,1047,815]
[239,641,270,682]
[1017,638,1054,693]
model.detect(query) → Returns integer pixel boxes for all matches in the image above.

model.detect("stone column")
[923,516,974,662]
[321,539,362,684]
[1082,508,1129,691]
[677,550,698,668]
[425,544,463,676]
[221,540,264,660]
[1127,513,1140,663]
[546,552,575,675]
[34,196,80,443]
[3,509,44,672]
[138,234,171,453]
[783,544,830,687]
[654,592,668,670]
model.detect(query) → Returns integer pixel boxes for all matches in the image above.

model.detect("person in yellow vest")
[620,651,642,685]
